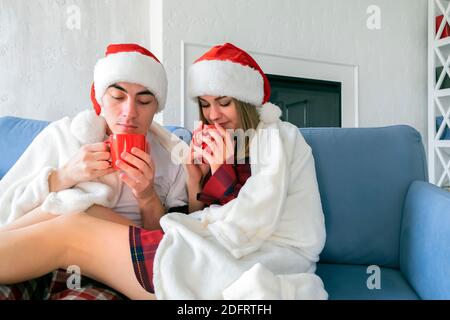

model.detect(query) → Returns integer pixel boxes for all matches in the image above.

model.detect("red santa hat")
[187,43,281,123]
[91,43,167,115]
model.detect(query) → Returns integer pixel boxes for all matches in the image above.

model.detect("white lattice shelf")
[428,0,450,189]
[436,36,450,47]
[435,88,450,97]
[435,140,450,147]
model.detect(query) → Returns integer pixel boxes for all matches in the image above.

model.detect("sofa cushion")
[0,117,49,180]
[400,181,450,300]
[300,126,427,268]
[316,263,419,300]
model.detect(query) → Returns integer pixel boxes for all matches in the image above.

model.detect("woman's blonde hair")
[198,98,260,160]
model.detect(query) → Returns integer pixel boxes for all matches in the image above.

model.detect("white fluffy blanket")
[153,103,328,300]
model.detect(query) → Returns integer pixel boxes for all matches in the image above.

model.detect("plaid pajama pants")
[0,269,127,300]
[129,226,164,294]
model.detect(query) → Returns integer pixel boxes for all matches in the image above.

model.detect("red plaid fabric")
[48,270,127,300]
[197,161,251,206]
[0,270,54,300]
[129,227,164,294]
[0,269,127,300]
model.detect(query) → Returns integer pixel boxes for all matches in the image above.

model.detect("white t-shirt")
[113,131,188,226]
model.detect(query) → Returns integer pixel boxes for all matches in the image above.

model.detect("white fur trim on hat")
[258,102,282,124]
[187,59,264,106]
[94,52,167,112]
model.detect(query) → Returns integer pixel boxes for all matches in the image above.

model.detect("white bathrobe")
[153,103,328,300]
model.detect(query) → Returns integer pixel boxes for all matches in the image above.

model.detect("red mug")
[193,124,217,150]
[106,133,148,170]
[192,124,217,164]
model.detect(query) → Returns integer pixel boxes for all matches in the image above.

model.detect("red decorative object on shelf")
[436,15,450,39]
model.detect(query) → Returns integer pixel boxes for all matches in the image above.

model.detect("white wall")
[0,0,429,146]
[159,0,428,143]
[0,0,150,121]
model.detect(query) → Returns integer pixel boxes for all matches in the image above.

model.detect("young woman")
[151,43,327,299]
[0,43,327,300]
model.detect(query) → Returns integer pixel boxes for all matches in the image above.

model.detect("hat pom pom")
[258,102,282,124]
[70,110,107,145]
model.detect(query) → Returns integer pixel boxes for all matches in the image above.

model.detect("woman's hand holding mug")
[186,121,212,184]
[194,123,235,175]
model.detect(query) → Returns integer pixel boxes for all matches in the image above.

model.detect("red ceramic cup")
[192,124,217,164]
[106,133,148,170]
[193,124,217,149]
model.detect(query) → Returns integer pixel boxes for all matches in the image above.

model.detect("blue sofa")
[0,116,449,300]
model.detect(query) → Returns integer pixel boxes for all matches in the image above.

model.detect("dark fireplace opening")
[267,74,342,128]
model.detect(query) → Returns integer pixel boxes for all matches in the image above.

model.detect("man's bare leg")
[0,207,57,232]
[0,205,136,233]
[0,213,155,300]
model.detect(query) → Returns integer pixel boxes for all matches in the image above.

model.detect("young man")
[0,44,188,300]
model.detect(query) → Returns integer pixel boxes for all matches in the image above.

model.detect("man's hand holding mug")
[106,134,156,204]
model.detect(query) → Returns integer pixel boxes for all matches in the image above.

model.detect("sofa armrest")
[400,180,450,299]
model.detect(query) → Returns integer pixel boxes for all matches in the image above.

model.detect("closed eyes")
[111,94,151,105]
[200,100,231,108]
